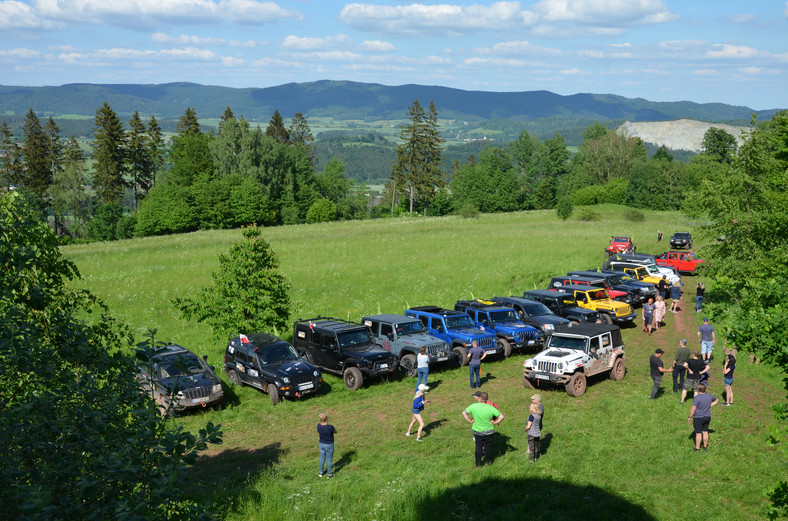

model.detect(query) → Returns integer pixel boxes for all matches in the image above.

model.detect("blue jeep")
[405,306,497,366]
[453,300,540,356]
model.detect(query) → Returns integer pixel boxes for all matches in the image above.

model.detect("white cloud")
[221,55,245,66]
[464,56,536,67]
[28,0,301,28]
[0,47,41,58]
[152,33,227,46]
[0,0,53,29]
[292,50,362,61]
[360,40,396,52]
[705,44,763,59]
[785,1,788,18]
[532,0,678,26]
[281,34,353,50]
[578,49,604,58]
[560,67,582,75]
[474,40,562,56]
[728,13,755,24]
[58,46,216,65]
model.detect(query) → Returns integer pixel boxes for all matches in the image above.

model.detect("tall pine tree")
[0,120,23,190]
[92,102,127,205]
[265,109,289,144]
[49,136,91,236]
[177,107,201,136]
[127,111,152,208]
[146,116,164,188]
[21,108,52,200]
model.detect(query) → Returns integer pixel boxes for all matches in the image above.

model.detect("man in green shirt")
[462,391,504,467]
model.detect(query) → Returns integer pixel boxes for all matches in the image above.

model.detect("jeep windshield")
[588,290,609,300]
[605,275,623,285]
[156,355,205,379]
[396,321,426,336]
[259,343,299,364]
[557,295,578,307]
[612,237,630,243]
[445,315,474,329]
[523,301,552,316]
[548,336,587,350]
[643,264,660,274]
[489,310,519,324]
[337,329,373,349]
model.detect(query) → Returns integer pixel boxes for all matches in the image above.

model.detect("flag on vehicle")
[239,333,250,344]
[309,321,315,330]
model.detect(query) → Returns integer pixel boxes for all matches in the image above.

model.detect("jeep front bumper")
[612,312,637,323]
[523,369,570,385]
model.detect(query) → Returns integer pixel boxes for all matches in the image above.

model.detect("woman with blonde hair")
[653,295,666,329]
[317,413,337,478]
[405,384,430,441]
[525,402,542,462]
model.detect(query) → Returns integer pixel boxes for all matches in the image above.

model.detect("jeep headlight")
[313,370,320,377]
[544,324,555,331]
[212,384,222,393]
[558,363,564,370]
[282,377,290,384]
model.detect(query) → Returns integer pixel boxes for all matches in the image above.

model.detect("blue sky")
[1,1,786,110]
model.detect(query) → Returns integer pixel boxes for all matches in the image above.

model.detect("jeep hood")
[535,349,583,361]
[160,373,218,392]
[267,359,315,375]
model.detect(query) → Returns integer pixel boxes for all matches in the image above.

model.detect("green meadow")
[63,205,785,521]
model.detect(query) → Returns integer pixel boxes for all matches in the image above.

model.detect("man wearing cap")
[698,318,716,363]
[462,391,504,467]
[650,348,672,400]
[672,339,691,393]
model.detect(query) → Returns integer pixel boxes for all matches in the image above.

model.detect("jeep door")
[587,333,613,375]
[427,317,447,340]
[232,345,254,385]
[319,333,342,370]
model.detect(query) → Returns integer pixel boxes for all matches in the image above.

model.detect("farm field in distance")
[63,204,785,521]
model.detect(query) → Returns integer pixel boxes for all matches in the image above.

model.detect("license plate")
[528,340,535,345]
[535,374,550,380]
[299,382,314,390]
[437,356,448,362]
[191,397,208,404]
[380,363,389,369]
[487,349,497,354]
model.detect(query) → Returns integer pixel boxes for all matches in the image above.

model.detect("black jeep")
[670,232,693,249]
[136,343,224,416]
[293,317,397,390]
[522,290,602,325]
[224,333,323,404]
[489,296,571,341]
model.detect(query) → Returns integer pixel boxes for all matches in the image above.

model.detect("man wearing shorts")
[688,383,718,451]
[698,318,715,362]
[681,351,709,403]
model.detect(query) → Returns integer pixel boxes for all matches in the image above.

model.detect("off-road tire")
[601,313,614,325]
[609,358,626,380]
[268,384,280,405]
[343,367,363,391]
[565,372,587,397]
[453,345,469,367]
[227,369,242,386]
[523,376,535,389]
[498,338,512,358]
[400,354,417,378]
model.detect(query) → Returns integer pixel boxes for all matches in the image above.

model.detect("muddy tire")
[601,313,613,325]
[523,376,535,389]
[497,338,512,358]
[609,358,626,381]
[268,384,280,405]
[399,354,417,378]
[227,369,242,386]
[343,367,363,391]
[565,372,587,397]
[453,345,468,367]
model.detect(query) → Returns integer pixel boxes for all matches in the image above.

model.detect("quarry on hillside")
[618,119,747,153]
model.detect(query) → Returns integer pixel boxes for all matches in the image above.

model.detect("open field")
[63,205,785,521]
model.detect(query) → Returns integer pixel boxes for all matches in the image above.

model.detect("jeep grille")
[425,342,447,356]
[477,336,495,348]
[290,373,314,385]
[513,329,538,343]
[182,386,213,400]
[534,360,559,373]
[617,305,632,316]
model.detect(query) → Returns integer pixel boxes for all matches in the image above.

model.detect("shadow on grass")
[184,442,287,498]
[424,418,447,436]
[332,449,357,474]
[416,477,658,521]
[480,372,497,386]
[541,432,553,454]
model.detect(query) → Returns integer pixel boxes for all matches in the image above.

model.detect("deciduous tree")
[700,126,738,164]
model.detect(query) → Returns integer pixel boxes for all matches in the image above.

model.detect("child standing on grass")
[525,402,542,462]
[406,384,430,441]
[317,413,336,478]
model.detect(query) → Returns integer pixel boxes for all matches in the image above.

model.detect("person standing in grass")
[467,339,487,389]
[415,346,429,391]
[525,402,542,462]
[317,413,337,478]
[681,351,709,403]
[406,384,430,441]
[653,295,666,330]
[672,339,691,393]
[462,391,504,467]
[695,282,706,312]
[669,282,682,313]
[643,297,655,335]
[650,348,672,400]
[698,317,715,362]
[688,383,718,451]
[722,348,736,406]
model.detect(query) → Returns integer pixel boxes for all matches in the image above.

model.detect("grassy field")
[62,205,785,521]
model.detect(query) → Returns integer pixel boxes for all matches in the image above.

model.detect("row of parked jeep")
[137,250,705,412]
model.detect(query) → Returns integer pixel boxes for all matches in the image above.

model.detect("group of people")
[648,316,737,451]
[642,280,707,335]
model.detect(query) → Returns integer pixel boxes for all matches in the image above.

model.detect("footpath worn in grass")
[63,205,785,521]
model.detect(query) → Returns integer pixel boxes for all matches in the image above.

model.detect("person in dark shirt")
[467,339,487,389]
[672,338,691,392]
[695,282,706,312]
[657,276,669,300]
[317,413,337,478]
[681,351,709,403]
[649,349,672,400]
[688,383,718,451]
[723,348,736,406]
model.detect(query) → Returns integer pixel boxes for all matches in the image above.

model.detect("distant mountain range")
[0,80,780,125]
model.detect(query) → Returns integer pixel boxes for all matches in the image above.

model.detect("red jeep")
[605,236,636,256]
[655,251,705,274]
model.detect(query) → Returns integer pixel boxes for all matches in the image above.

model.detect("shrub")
[115,213,137,239]
[456,203,479,219]
[306,198,337,223]
[623,208,645,222]
[572,184,605,206]
[556,198,574,220]
[89,203,123,241]
[135,184,198,237]
[577,208,601,221]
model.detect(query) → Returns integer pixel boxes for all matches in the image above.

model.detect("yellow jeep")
[619,266,662,285]
[555,285,636,325]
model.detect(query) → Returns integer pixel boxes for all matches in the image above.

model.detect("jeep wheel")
[227,369,242,386]
[453,346,468,367]
[522,376,535,389]
[601,313,613,325]
[400,354,417,378]
[609,358,626,381]
[343,367,363,391]
[497,339,512,358]
[565,372,587,397]
[268,384,280,405]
